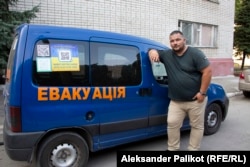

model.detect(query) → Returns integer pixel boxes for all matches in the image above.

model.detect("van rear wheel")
[37,132,89,167]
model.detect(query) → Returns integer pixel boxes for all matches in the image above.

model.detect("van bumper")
[223,95,229,121]
[3,121,44,162]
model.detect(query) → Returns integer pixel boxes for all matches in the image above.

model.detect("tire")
[37,132,89,167]
[204,103,222,135]
[243,91,250,98]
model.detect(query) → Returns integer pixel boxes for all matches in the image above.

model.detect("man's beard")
[173,45,185,53]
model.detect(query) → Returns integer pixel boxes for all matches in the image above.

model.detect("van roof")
[17,23,167,49]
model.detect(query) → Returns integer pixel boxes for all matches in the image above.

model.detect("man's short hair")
[170,30,184,36]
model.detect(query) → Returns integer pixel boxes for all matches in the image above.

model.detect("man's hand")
[193,92,206,103]
[149,49,160,62]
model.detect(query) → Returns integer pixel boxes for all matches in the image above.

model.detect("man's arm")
[148,49,160,62]
[200,64,212,94]
[193,64,212,102]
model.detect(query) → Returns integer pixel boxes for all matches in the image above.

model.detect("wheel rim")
[207,110,217,127]
[51,143,77,167]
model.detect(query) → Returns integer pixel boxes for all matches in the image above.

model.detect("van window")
[6,36,18,82]
[90,42,141,86]
[33,39,89,86]
[152,62,168,84]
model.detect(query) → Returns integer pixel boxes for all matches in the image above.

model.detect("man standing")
[148,30,212,151]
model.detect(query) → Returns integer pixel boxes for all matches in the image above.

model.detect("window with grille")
[180,20,218,47]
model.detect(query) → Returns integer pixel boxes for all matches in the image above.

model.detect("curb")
[0,125,3,145]
[227,91,243,98]
[0,125,2,135]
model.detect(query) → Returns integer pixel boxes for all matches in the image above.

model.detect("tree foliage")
[0,0,39,69]
[234,0,250,69]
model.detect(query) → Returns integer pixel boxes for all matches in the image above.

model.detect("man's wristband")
[199,91,206,96]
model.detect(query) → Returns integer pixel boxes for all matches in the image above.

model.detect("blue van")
[3,24,229,167]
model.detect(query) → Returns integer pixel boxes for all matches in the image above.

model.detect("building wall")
[11,0,235,76]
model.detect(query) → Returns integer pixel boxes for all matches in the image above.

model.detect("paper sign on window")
[36,57,52,72]
[37,45,50,57]
[50,44,80,71]
[152,62,167,76]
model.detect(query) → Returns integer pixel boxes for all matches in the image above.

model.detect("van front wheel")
[204,103,222,135]
[37,132,89,167]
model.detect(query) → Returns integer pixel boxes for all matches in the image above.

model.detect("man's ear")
[183,38,187,44]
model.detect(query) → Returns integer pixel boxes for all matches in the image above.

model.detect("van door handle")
[139,88,152,96]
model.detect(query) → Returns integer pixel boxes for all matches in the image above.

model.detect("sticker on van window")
[36,57,52,72]
[37,45,50,57]
[50,44,80,71]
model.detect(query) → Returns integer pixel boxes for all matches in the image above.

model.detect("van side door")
[89,37,151,149]
[148,61,170,136]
